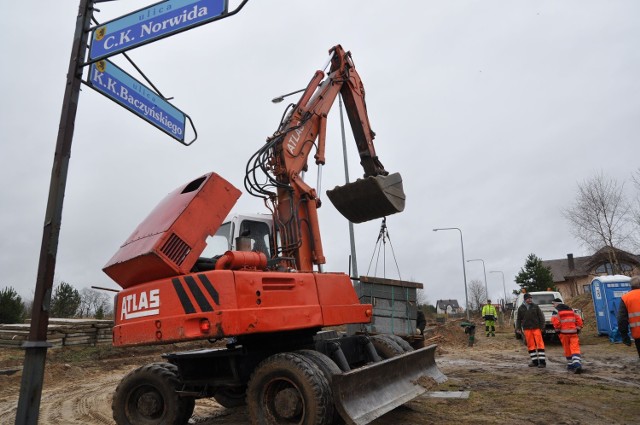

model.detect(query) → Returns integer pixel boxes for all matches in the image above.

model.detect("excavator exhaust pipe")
[326,172,406,223]
[332,344,446,425]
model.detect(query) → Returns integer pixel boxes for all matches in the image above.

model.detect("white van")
[512,291,563,340]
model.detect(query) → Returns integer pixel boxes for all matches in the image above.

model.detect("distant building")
[541,246,640,300]
[436,299,462,315]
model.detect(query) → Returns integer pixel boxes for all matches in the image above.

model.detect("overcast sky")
[2,1,640,310]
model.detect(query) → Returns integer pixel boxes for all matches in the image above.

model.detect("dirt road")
[1,325,639,425]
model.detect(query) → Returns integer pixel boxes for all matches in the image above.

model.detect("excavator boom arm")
[280,46,386,178]
[248,45,405,272]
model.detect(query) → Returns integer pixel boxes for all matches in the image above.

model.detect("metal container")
[353,275,423,336]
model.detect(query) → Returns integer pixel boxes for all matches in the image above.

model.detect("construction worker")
[515,293,546,368]
[551,297,584,373]
[481,299,498,337]
[617,276,640,359]
[460,321,477,347]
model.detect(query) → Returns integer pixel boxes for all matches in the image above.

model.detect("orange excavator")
[105,45,445,425]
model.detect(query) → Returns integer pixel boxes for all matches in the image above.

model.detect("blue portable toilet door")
[608,296,622,334]
[591,280,609,335]
[607,282,631,336]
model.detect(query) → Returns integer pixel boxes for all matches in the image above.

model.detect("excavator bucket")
[326,172,405,223]
[331,344,446,425]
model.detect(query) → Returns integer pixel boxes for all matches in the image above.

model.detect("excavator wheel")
[112,362,193,425]
[158,363,196,423]
[296,350,344,425]
[213,386,247,408]
[370,335,405,359]
[384,335,414,353]
[246,352,334,425]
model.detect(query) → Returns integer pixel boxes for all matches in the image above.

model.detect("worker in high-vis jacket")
[481,299,498,337]
[516,293,547,368]
[618,276,640,359]
[551,298,584,373]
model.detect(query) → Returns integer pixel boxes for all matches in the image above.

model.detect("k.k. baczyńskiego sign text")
[88,59,187,141]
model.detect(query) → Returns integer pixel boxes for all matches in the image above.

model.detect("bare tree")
[468,279,485,313]
[563,172,632,273]
[78,288,111,318]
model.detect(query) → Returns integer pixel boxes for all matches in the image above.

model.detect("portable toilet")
[590,275,631,336]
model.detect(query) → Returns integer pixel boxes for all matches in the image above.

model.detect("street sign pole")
[15,0,94,423]
[15,1,249,422]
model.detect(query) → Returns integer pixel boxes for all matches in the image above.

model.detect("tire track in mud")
[36,366,127,425]
[31,365,249,425]
[39,383,114,424]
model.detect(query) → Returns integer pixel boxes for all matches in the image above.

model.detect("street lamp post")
[467,258,488,301]
[490,270,507,307]
[433,227,470,320]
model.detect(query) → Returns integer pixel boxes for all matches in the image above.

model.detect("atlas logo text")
[121,289,160,320]
[286,126,305,155]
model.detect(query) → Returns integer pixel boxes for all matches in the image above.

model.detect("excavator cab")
[326,172,405,223]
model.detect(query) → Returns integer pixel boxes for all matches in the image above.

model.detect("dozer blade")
[326,172,405,223]
[332,344,446,425]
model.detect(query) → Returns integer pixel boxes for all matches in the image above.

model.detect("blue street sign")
[87,59,187,142]
[89,0,227,61]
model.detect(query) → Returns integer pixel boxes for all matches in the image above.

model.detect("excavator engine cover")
[326,172,405,223]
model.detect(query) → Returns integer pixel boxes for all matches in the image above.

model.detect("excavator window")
[239,220,271,258]
[200,221,233,258]
[192,222,234,272]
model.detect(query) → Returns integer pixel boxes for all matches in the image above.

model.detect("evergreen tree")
[50,282,81,318]
[515,253,555,293]
[0,287,24,324]
[95,305,105,320]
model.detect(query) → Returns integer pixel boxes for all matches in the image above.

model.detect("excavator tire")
[295,350,342,380]
[213,386,247,408]
[158,363,195,423]
[112,362,193,425]
[246,352,334,425]
[370,335,404,359]
[326,173,405,223]
[296,350,344,424]
[385,334,414,353]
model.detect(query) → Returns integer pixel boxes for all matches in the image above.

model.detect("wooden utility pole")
[15,1,93,423]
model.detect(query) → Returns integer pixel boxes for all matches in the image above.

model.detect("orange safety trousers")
[558,333,581,357]
[524,329,545,351]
